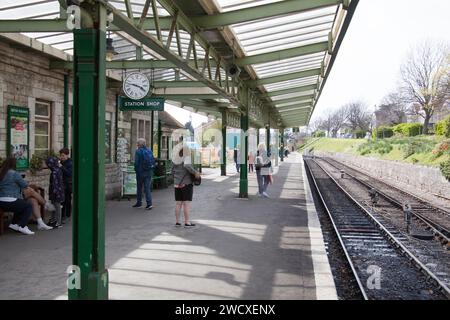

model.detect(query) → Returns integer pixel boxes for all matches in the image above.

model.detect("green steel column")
[63,74,69,148]
[221,110,227,176]
[280,128,284,162]
[150,111,154,149]
[239,89,249,198]
[256,128,259,146]
[157,119,162,159]
[70,2,108,300]
[266,125,270,155]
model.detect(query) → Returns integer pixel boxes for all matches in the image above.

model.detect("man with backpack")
[133,138,155,210]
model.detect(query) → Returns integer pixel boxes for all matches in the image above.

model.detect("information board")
[122,165,137,197]
[7,105,30,170]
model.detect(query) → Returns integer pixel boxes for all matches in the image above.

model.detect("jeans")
[51,201,62,225]
[0,199,33,227]
[136,174,152,206]
[256,171,269,194]
[235,162,240,173]
[62,190,72,218]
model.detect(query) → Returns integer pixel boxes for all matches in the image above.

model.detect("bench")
[0,187,46,236]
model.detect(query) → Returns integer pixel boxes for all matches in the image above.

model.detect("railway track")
[305,157,449,300]
[322,157,450,244]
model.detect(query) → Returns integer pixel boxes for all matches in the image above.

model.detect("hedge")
[435,116,450,138]
[393,123,423,137]
[353,130,367,139]
[440,159,450,181]
[372,126,394,139]
[313,130,326,138]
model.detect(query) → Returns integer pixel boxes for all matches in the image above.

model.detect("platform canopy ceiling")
[0,0,358,128]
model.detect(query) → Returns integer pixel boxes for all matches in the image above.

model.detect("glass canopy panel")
[216,0,284,12]
[0,1,59,19]
[270,91,316,101]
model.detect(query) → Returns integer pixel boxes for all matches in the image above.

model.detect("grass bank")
[301,136,450,167]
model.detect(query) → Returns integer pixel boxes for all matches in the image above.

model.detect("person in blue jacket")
[133,138,155,210]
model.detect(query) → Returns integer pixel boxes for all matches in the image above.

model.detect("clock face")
[123,73,150,100]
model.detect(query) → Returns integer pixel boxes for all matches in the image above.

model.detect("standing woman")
[0,157,34,235]
[255,143,272,198]
[172,145,201,228]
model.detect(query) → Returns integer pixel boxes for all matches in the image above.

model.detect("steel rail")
[309,157,450,299]
[304,158,369,300]
[321,157,450,243]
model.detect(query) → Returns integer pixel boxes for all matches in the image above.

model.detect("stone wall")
[0,37,124,199]
[313,150,450,206]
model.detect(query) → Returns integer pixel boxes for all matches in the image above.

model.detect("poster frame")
[7,105,30,171]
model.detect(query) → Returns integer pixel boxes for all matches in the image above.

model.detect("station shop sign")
[119,96,165,111]
[7,105,30,171]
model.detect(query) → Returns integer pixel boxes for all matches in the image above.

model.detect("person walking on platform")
[255,143,272,198]
[248,151,255,173]
[0,158,34,235]
[59,148,72,223]
[233,145,240,173]
[133,138,155,210]
[172,145,200,228]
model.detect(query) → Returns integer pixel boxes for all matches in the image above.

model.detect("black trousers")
[62,189,72,218]
[0,199,33,227]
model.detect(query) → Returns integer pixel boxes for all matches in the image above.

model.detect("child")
[59,148,73,223]
[46,156,65,228]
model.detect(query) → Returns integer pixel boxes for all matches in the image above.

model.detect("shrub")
[440,159,450,181]
[432,140,450,159]
[373,126,394,139]
[393,123,423,137]
[313,130,326,138]
[353,129,366,139]
[435,116,450,137]
[358,140,393,156]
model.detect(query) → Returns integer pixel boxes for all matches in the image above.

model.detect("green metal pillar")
[280,128,284,162]
[70,2,108,300]
[221,110,227,176]
[256,128,260,147]
[239,89,249,198]
[63,74,69,148]
[150,111,154,150]
[266,125,270,155]
[157,119,162,159]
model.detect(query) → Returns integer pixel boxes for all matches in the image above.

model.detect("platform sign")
[119,96,165,111]
[7,105,30,171]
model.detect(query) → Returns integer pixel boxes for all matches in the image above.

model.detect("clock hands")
[129,82,147,92]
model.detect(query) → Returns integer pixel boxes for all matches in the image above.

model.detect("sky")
[311,0,450,122]
[166,0,450,127]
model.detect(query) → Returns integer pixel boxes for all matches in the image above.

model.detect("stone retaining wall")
[312,151,450,205]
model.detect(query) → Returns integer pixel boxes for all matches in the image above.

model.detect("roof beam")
[247,68,321,87]
[235,42,328,66]
[50,59,217,70]
[105,3,240,105]
[275,103,312,111]
[273,95,315,106]
[192,0,339,29]
[0,18,172,33]
[262,85,317,98]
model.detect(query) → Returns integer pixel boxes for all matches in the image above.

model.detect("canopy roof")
[0,0,359,128]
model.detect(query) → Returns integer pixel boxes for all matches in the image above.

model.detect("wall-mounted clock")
[123,72,150,100]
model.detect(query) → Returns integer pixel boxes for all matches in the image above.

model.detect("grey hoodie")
[172,161,198,186]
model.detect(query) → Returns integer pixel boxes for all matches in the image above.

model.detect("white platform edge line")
[301,154,338,300]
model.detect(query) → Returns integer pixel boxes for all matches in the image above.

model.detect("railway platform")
[0,153,336,300]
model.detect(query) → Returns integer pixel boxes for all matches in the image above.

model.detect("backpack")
[141,148,156,171]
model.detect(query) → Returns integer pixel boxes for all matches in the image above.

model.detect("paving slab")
[0,153,336,300]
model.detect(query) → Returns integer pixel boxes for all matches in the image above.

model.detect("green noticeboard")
[7,105,30,171]
[119,96,165,111]
[122,166,137,197]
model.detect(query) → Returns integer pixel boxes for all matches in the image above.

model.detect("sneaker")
[145,205,153,210]
[262,192,270,198]
[184,223,196,228]
[8,224,19,232]
[37,223,53,231]
[18,226,35,235]
[257,193,263,198]
[175,223,182,227]
[132,203,142,208]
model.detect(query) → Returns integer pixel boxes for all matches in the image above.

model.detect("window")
[131,117,152,161]
[34,101,52,157]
